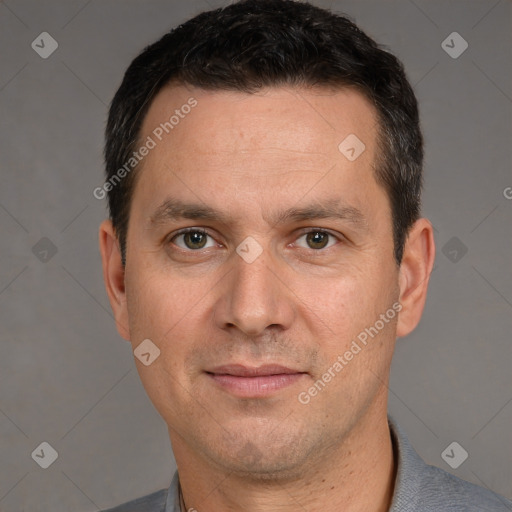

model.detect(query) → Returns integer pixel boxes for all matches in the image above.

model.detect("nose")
[214,244,295,337]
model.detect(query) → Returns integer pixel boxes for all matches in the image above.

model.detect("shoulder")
[388,416,512,512]
[416,462,512,511]
[100,488,168,512]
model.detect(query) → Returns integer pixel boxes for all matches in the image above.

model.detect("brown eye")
[172,230,214,250]
[306,231,329,249]
[295,230,338,250]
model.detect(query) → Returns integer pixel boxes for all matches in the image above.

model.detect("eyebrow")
[148,197,368,231]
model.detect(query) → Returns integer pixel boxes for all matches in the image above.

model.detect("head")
[100,0,434,479]
[104,0,423,267]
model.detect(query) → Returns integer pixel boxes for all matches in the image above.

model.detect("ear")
[98,219,130,341]
[396,218,435,338]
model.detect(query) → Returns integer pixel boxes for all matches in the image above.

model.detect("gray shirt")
[102,415,512,511]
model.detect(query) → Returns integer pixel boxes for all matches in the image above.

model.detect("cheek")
[125,269,212,391]
[125,273,200,420]
[299,263,398,352]
[298,267,373,322]
[125,268,201,339]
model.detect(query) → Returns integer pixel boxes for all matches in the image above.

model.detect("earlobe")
[98,219,131,341]
[396,218,436,338]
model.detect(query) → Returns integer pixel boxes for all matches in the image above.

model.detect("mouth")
[205,364,308,398]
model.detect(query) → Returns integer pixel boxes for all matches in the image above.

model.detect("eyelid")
[296,227,343,239]
[292,227,343,248]
[171,227,209,238]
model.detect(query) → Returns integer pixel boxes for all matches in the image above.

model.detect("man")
[98,0,511,510]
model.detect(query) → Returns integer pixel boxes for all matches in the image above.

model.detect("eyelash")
[167,227,342,251]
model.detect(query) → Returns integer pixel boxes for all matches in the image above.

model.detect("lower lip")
[207,373,306,397]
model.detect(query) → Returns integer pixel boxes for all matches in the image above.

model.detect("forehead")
[133,84,384,223]
[141,83,377,159]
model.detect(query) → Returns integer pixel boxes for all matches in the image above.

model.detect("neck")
[172,405,396,512]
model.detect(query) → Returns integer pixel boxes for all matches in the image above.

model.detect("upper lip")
[206,364,305,377]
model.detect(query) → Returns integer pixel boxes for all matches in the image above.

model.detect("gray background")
[0,0,511,510]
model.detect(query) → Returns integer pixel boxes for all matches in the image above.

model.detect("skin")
[99,84,435,512]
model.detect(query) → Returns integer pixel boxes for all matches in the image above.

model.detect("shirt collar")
[387,414,425,511]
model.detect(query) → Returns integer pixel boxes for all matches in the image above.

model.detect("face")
[101,84,426,479]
